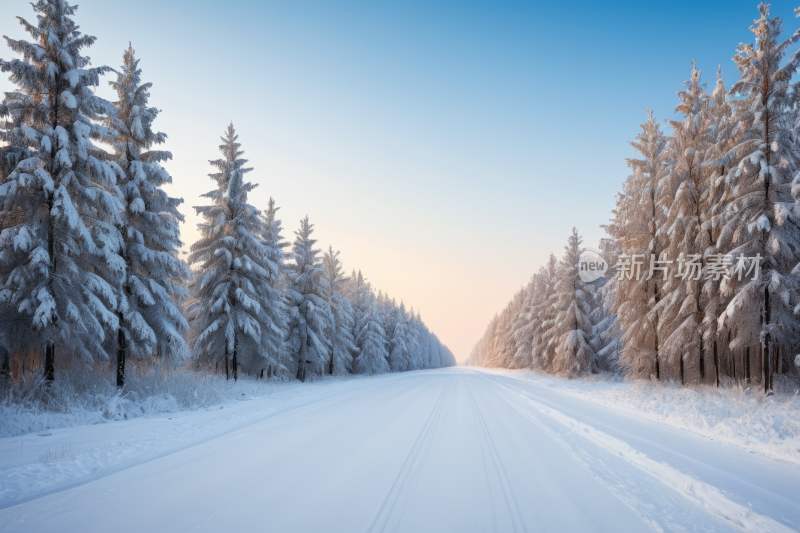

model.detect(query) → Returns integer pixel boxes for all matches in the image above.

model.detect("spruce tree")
[106,44,191,386]
[712,5,800,392]
[531,254,559,371]
[259,196,290,376]
[614,111,673,379]
[0,0,124,380]
[322,245,356,375]
[287,216,333,381]
[388,302,411,372]
[656,62,714,384]
[353,285,389,375]
[547,228,597,376]
[188,124,273,381]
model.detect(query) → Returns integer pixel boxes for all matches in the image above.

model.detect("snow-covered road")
[1,368,798,532]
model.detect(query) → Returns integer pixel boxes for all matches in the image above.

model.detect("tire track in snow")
[488,374,800,517]
[465,378,527,533]
[184,377,434,532]
[488,379,794,533]
[367,374,455,533]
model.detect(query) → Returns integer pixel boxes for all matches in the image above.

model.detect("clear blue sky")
[2,0,796,360]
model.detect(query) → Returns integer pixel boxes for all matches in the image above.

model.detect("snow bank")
[480,368,800,465]
[0,366,327,439]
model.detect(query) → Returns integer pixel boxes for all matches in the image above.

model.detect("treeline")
[0,0,454,387]
[471,4,800,392]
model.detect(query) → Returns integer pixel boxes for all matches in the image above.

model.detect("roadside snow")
[479,367,800,466]
[0,373,370,507]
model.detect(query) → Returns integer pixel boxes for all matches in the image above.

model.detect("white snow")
[757,213,772,232]
[1,368,798,532]
[481,367,800,466]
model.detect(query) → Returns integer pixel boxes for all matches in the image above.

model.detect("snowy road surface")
[1,368,798,532]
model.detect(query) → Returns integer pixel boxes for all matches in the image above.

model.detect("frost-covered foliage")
[188,124,280,380]
[547,228,597,376]
[0,364,301,439]
[615,111,673,381]
[711,5,800,392]
[0,0,124,374]
[323,246,356,375]
[260,197,291,374]
[286,216,333,382]
[106,44,191,383]
[353,290,390,375]
[472,4,800,392]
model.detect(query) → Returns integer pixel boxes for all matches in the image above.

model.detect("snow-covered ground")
[1,368,798,532]
[481,367,800,466]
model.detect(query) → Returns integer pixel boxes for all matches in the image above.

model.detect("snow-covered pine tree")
[322,245,356,375]
[406,307,424,370]
[188,124,274,381]
[259,196,290,377]
[287,216,333,381]
[0,0,124,381]
[531,253,559,372]
[614,110,673,380]
[388,301,411,372]
[546,228,597,376]
[105,44,191,386]
[510,277,538,368]
[349,269,371,350]
[712,5,800,392]
[655,61,714,385]
[353,285,389,375]
[590,237,623,372]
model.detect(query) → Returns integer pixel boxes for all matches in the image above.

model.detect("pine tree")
[322,245,356,375]
[531,253,559,371]
[614,111,673,379]
[287,216,333,381]
[546,228,597,376]
[0,0,124,381]
[712,5,800,392]
[188,124,274,381]
[590,238,623,371]
[656,61,714,385]
[388,302,411,372]
[353,285,389,375]
[259,197,290,377]
[510,277,538,369]
[105,44,191,387]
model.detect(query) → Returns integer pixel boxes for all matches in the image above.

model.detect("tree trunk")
[225,349,229,381]
[116,312,126,388]
[232,334,238,382]
[297,329,307,382]
[44,342,54,384]
[0,347,9,381]
[764,284,772,393]
[745,346,750,385]
[699,336,705,382]
[713,339,719,387]
[680,354,684,386]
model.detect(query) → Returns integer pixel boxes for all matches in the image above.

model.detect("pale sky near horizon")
[2,0,796,361]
